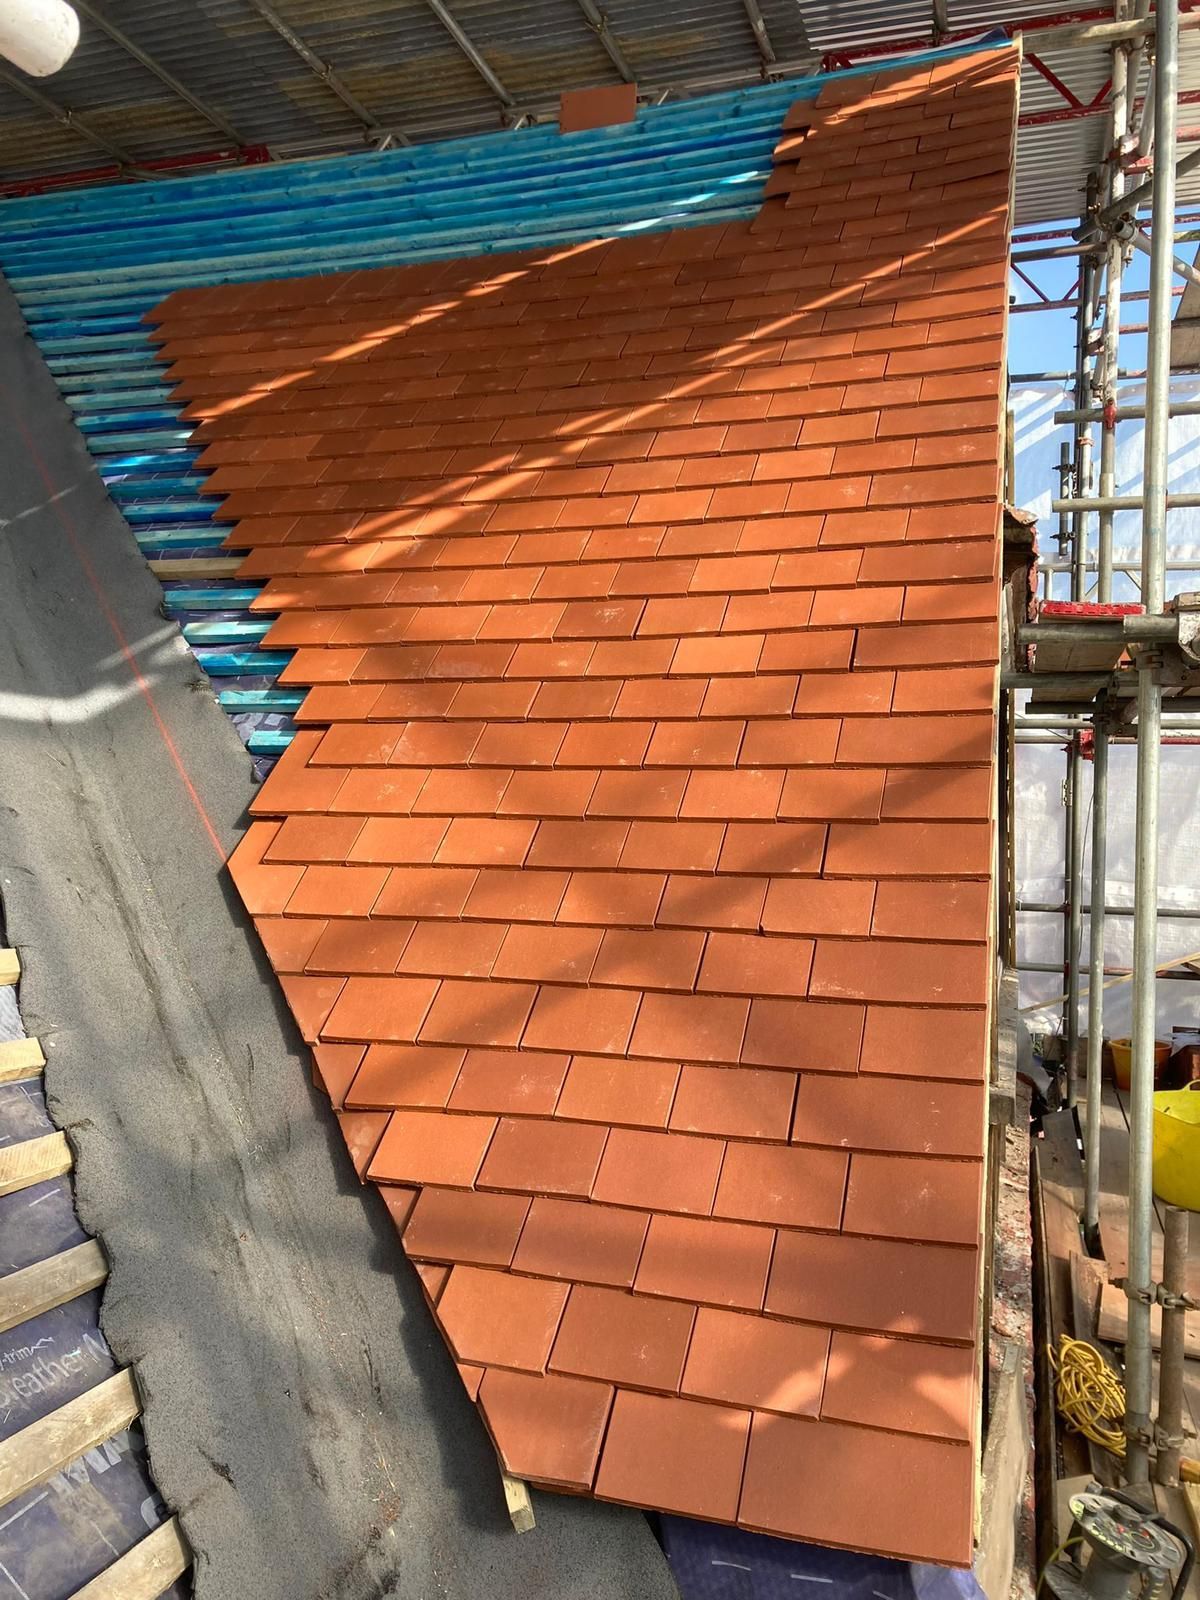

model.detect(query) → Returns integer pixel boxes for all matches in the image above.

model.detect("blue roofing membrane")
[0,39,999,772]
[0,79,815,766]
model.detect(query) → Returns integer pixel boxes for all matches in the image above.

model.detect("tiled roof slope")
[149,49,1015,1565]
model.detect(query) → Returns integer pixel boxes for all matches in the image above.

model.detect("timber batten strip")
[67,1515,190,1600]
[0,1367,140,1509]
[0,1037,45,1081]
[0,1130,71,1196]
[0,1239,108,1334]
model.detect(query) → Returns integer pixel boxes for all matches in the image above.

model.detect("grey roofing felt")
[0,272,678,1600]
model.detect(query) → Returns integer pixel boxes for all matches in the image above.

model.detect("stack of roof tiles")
[149,49,1016,1565]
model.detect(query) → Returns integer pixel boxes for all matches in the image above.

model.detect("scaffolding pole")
[1064,191,1097,1097]
[1082,1,1131,1245]
[1123,0,1179,1488]
[1098,14,1129,603]
[1084,700,1110,1246]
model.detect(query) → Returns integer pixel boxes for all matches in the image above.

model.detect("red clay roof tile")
[596,1390,751,1521]
[169,48,1014,1563]
[844,1152,983,1246]
[682,1306,830,1416]
[477,1116,609,1198]
[368,1109,497,1188]
[478,1367,614,1488]
[793,1072,985,1158]
[740,1412,974,1563]
[344,1042,464,1109]
[634,1213,775,1310]
[554,1054,680,1129]
[435,1266,569,1372]
[591,1126,725,1215]
[404,1186,531,1267]
[444,1048,570,1116]
[512,1197,651,1287]
[821,1330,975,1441]
[550,1285,696,1391]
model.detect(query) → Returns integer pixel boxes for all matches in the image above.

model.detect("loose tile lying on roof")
[149,47,1016,1565]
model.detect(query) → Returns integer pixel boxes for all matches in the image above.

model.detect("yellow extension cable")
[1050,1335,1128,1456]
[1050,1333,1200,1481]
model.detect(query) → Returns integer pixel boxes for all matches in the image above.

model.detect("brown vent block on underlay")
[149,44,1019,1568]
[559,83,638,133]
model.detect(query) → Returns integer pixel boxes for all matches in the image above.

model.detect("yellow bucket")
[1111,1037,1171,1090]
[1152,1082,1200,1212]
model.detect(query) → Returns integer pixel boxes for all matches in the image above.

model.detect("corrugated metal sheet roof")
[799,0,1071,51]
[0,0,1194,224]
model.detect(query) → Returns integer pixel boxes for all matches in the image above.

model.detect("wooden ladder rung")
[0,1240,108,1335]
[0,1367,140,1509]
[0,1131,71,1197]
[0,1038,44,1083]
[67,1515,190,1600]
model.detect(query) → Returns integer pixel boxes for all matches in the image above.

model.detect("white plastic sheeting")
[1011,377,1200,1039]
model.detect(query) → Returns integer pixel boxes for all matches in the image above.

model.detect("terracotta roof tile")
[335,1110,389,1178]
[681,1306,830,1416]
[419,978,539,1049]
[305,917,415,975]
[414,1261,450,1304]
[634,1214,775,1310]
[821,1330,975,1441]
[554,1055,680,1129]
[793,1073,985,1159]
[168,48,1015,1563]
[550,1285,696,1391]
[435,1266,569,1372]
[477,1116,609,1198]
[478,1368,614,1488]
[596,1390,751,1521]
[404,1186,531,1267]
[740,1412,974,1562]
[592,1126,725,1215]
[254,914,327,974]
[368,1109,498,1187]
[767,1227,979,1342]
[445,1048,570,1116]
[312,1042,365,1109]
[844,1153,984,1246]
[344,1043,465,1109]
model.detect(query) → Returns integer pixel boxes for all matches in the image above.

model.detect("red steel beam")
[819,2,1200,71]
[0,143,270,199]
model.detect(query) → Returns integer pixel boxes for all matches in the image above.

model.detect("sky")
[1008,229,1153,379]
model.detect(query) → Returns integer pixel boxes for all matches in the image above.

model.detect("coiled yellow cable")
[1049,1334,1127,1455]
